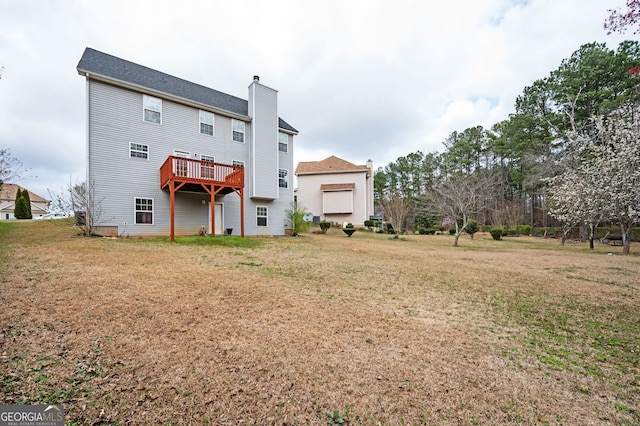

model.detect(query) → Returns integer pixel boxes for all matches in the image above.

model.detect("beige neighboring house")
[295,156,374,226]
[0,184,50,220]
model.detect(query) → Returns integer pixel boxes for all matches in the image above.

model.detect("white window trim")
[134,197,154,225]
[173,149,190,158]
[279,168,289,189]
[232,119,245,143]
[201,154,215,163]
[278,132,288,153]
[256,206,268,227]
[129,142,149,160]
[143,95,162,125]
[199,110,215,136]
[232,160,245,167]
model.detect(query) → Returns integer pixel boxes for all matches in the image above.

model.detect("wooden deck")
[160,156,245,240]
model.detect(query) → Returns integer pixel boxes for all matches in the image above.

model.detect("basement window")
[256,206,267,227]
[135,198,153,224]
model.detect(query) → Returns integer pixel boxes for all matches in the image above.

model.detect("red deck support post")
[240,188,245,237]
[169,181,175,242]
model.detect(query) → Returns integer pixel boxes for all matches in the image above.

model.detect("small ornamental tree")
[442,216,455,230]
[21,188,32,219]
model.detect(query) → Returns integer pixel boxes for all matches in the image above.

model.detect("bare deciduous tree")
[378,190,410,234]
[48,179,105,237]
[0,149,27,190]
[423,169,499,247]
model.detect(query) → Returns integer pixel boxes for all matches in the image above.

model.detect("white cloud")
[0,0,632,197]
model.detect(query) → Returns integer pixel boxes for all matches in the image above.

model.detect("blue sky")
[0,0,630,199]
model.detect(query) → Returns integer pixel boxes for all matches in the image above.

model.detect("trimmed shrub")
[343,223,356,237]
[490,228,503,240]
[319,221,331,234]
[466,220,479,239]
[448,228,456,235]
[385,222,395,234]
[364,219,380,228]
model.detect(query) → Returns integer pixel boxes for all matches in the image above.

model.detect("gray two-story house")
[77,48,297,238]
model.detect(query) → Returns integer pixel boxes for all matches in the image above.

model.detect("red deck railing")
[160,156,244,190]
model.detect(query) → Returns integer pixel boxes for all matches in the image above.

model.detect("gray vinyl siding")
[87,80,290,236]
[249,83,279,199]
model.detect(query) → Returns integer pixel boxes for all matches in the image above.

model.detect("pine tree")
[14,187,27,219]
[21,188,32,219]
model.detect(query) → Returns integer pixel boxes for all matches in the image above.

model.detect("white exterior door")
[208,202,224,235]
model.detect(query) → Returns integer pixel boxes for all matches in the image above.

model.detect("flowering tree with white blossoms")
[547,110,640,254]
[547,138,611,248]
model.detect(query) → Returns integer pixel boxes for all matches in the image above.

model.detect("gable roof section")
[295,155,370,175]
[77,47,297,134]
[0,184,48,203]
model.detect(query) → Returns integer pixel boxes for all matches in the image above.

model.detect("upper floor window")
[199,110,214,136]
[200,155,215,179]
[232,120,245,143]
[130,143,149,159]
[232,160,245,167]
[279,169,289,189]
[257,206,268,227]
[143,95,162,124]
[278,132,288,153]
[135,198,154,224]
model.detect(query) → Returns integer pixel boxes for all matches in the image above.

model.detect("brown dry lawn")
[0,220,639,425]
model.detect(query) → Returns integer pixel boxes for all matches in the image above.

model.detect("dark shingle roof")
[77,47,297,133]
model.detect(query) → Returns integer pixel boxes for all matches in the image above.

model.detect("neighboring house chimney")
[366,159,374,219]
[248,76,279,199]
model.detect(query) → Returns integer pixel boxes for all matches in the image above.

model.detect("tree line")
[375,40,640,253]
